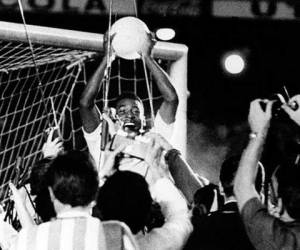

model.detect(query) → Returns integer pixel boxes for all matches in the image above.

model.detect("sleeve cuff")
[82,122,102,140]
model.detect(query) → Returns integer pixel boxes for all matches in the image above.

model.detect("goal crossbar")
[0,21,188,61]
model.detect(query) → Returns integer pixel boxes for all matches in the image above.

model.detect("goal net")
[0,21,188,203]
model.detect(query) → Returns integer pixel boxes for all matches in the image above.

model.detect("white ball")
[110,17,149,60]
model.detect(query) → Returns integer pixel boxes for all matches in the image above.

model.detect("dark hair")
[220,155,241,197]
[97,171,152,234]
[113,92,143,108]
[29,158,56,222]
[275,165,300,220]
[34,189,56,222]
[47,150,98,207]
[194,183,217,212]
[220,155,264,197]
[193,184,217,214]
[29,158,52,195]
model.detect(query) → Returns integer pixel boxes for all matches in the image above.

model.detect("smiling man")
[80,32,178,177]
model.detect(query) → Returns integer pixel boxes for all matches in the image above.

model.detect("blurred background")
[1,0,300,183]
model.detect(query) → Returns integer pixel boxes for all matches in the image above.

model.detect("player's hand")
[9,183,35,228]
[102,107,118,136]
[144,135,171,186]
[138,32,156,58]
[144,132,173,151]
[100,142,129,181]
[42,127,64,158]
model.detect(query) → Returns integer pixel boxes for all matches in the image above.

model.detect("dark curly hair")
[97,171,152,234]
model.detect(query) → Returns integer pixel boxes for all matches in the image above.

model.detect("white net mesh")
[0,41,97,202]
[0,40,173,203]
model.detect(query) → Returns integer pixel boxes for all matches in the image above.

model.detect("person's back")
[240,165,300,250]
[185,156,256,250]
[12,215,106,250]
[185,202,254,250]
[10,151,107,250]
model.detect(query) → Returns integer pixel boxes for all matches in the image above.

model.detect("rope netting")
[0,41,96,202]
[0,41,168,203]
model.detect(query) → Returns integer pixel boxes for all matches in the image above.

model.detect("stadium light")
[155,28,176,41]
[222,51,246,75]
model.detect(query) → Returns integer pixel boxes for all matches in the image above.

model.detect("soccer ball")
[110,17,150,60]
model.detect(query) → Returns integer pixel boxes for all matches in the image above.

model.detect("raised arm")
[79,55,109,133]
[142,134,192,250]
[166,149,206,204]
[9,183,35,228]
[234,99,273,211]
[145,132,204,204]
[140,36,178,124]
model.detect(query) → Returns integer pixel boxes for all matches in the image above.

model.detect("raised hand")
[42,127,64,158]
[138,32,156,58]
[144,132,173,151]
[248,99,273,136]
[99,142,129,181]
[9,183,35,228]
[102,107,121,136]
[144,133,171,186]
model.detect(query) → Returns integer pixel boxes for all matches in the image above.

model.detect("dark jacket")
[184,201,255,250]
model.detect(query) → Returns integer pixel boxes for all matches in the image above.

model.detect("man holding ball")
[79,17,179,178]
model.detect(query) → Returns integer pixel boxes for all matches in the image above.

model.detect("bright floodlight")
[223,53,245,74]
[156,28,175,41]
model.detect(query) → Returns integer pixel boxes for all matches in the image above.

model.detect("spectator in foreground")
[185,155,264,250]
[234,97,300,250]
[10,150,138,250]
[96,133,192,250]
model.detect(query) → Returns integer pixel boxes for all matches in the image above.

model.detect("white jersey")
[83,112,173,179]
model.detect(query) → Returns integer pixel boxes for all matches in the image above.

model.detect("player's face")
[116,98,144,131]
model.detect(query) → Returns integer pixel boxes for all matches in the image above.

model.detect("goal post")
[0,21,188,202]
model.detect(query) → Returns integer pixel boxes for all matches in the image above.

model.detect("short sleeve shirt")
[83,112,174,178]
[241,197,300,250]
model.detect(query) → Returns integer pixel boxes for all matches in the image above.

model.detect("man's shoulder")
[241,197,266,222]
[195,209,240,230]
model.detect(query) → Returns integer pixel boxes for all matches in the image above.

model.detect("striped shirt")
[10,211,107,250]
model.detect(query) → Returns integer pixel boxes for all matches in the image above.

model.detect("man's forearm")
[166,149,205,204]
[143,55,178,123]
[80,56,108,133]
[143,56,178,102]
[80,56,108,109]
[234,132,267,211]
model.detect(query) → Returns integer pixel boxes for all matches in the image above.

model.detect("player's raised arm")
[79,55,108,133]
[140,34,179,124]
[80,33,115,133]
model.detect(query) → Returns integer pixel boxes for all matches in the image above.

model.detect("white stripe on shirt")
[84,217,99,250]
[35,222,50,250]
[16,228,28,250]
[60,218,75,250]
